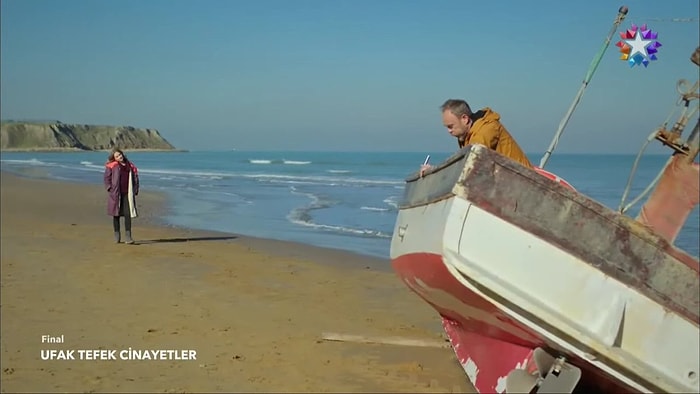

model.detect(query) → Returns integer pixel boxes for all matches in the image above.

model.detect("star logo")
[615,24,662,68]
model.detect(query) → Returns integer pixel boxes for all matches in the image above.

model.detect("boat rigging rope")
[676,79,700,103]
[642,17,699,23]
[619,156,672,214]
[618,130,665,213]
[617,79,699,214]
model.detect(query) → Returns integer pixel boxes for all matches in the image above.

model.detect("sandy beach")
[0,172,474,393]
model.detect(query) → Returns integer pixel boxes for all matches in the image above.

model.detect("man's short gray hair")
[440,99,472,117]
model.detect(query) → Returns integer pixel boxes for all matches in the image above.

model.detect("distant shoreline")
[1,121,180,152]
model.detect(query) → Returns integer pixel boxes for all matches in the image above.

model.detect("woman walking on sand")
[104,148,139,244]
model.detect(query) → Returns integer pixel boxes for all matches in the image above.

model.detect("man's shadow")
[135,236,238,245]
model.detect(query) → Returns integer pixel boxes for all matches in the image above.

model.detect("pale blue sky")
[1,0,698,153]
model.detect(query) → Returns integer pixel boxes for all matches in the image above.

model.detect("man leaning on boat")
[421,99,533,175]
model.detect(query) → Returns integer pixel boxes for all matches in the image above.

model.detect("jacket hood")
[105,160,137,172]
[470,107,500,125]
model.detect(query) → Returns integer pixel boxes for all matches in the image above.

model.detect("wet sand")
[0,172,474,393]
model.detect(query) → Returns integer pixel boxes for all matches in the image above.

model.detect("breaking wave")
[287,187,391,239]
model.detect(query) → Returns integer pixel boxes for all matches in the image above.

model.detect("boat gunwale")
[404,147,471,183]
[395,144,699,325]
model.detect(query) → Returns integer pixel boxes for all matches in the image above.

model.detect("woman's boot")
[113,217,121,243]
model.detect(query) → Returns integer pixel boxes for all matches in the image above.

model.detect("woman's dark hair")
[107,148,128,163]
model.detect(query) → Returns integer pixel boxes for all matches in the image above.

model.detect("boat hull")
[390,145,699,393]
[392,251,538,393]
[392,252,634,393]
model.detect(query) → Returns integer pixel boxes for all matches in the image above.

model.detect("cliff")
[0,121,179,151]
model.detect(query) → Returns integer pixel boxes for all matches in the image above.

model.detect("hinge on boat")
[505,348,582,394]
[397,225,408,241]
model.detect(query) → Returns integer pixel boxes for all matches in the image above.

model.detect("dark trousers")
[112,194,132,232]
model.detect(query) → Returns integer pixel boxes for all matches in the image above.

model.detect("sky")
[1,0,699,153]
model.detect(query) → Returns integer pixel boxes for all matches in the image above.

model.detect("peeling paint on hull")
[392,252,634,393]
[390,145,699,394]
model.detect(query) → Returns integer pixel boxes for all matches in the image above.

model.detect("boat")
[389,10,700,394]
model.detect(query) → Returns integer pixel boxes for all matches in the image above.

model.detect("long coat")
[104,160,140,217]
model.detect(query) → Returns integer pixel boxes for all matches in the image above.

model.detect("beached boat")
[389,34,700,394]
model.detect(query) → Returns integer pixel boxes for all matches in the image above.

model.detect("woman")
[103,148,139,244]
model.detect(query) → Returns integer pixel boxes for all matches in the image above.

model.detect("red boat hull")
[392,252,637,393]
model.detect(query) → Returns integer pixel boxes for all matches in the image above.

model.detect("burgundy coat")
[104,160,139,216]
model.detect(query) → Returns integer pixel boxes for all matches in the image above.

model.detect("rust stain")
[454,148,700,325]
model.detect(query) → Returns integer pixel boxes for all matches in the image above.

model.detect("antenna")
[539,6,629,169]
[642,17,699,23]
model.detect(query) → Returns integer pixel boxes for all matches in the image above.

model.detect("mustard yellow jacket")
[458,107,533,168]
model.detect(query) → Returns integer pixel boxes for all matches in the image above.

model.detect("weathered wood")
[400,148,471,209]
[320,332,450,348]
[453,145,699,325]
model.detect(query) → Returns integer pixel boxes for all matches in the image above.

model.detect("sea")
[1,150,698,259]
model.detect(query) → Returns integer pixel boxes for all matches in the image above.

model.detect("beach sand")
[0,173,475,393]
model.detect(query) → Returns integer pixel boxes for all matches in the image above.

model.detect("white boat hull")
[390,145,700,393]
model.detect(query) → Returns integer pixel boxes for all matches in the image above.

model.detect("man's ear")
[462,114,471,126]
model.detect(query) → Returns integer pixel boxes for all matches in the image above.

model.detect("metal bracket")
[505,348,582,394]
[537,354,582,393]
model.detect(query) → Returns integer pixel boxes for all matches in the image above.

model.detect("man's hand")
[419,164,434,178]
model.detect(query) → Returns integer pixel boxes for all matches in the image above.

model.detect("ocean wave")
[287,187,390,239]
[287,217,391,239]
[245,173,401,187]
[327,169,351,174]
[1,158,49,166]
[360,206,390,212]
[180,186,253,204]
[288,186,332,211]
[191,174,224,180]
[80,161,105,170]
[147,166,401,187]
[383,196,399,209]
[157,175,189,181]
[249,159,312,165]
[267,179,339,186]
[1,158,107,175]
[3,159,402,187]
[138,168,231,178]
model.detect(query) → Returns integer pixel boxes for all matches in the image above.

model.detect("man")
[422,99,533,175]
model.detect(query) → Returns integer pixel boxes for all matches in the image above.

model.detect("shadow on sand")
[135,236,238,245]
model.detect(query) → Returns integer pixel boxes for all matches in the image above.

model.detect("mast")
[539,5,629,169]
